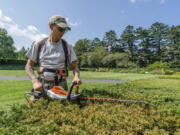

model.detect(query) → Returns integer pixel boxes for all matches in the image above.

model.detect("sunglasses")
[54,25,68,33]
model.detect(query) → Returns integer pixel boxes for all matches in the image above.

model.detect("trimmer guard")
[47,90,80,100]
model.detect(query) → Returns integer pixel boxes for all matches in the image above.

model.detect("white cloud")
[27,25,39,33]
[0,9,47,41]
[65,17,81,27]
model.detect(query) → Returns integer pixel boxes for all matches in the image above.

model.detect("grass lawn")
[0,70,27,77]
[0,70,158,81]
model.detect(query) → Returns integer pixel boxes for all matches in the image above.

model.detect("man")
[25,15,81,94]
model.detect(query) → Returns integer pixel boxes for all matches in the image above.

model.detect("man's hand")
[25,59,43,91]
[32,78,42,91]
[71,61,81,85]
[72,76,81,85]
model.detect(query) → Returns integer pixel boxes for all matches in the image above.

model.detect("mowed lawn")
[0,70,157,80]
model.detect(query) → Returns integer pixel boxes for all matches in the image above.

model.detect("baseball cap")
[49,15,71,30]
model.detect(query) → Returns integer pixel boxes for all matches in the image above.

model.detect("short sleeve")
[26,41,39,63]
[69,44,77,63]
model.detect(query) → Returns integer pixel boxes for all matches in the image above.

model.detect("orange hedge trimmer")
[24,82,149,108]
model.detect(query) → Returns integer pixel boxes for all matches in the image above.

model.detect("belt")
[43,68,67,77]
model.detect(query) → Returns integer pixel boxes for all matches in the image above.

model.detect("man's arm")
[71,61,81,84]
[25,59,42,90]
[25,59,37,81]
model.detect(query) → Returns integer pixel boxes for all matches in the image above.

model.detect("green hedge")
[0,59,26,65]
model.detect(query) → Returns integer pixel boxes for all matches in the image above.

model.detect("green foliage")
[2,22,180,68]
[74,39,91,56]
[79,46,107,68]
[0,59,26,69]
[136,27,153,67]
[103,30,119,52]
[0,59,26,65]
[87,46,106,68]
[16,46,27,60]
[149,22,169,62]
[102,53,116,68]
[0,64,25,70]
[91,37,102,50]
[79,53,88,67]
[146,62,175,75]
[164,69,175,75]
[120,25,137,61]
[102,53,136,68]
[0,77,179,134]
[168,25,180,68]
[0,28,16,59]
[147,62,169,70]
[158,72,180,79]
[74,22,180,69]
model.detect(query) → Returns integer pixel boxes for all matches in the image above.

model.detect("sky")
[0,0,179,50]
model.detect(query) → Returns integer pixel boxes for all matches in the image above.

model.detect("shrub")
[0,77,179,134]
[147,62,169,70]
[102,53,137,68]
[0,59,26,65]
[164,69,175,75]
[146,62,176,75]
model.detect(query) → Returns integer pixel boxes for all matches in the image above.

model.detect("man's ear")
[49,24,54,30]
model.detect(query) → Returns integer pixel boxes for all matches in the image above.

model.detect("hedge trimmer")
[24,82,149,109]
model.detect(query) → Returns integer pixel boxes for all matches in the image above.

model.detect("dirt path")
[0,76,125,83]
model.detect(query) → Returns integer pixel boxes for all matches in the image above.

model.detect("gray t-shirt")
[26,38,77,69]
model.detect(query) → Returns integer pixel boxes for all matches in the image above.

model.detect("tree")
[91,37,101,50]
[113,39,125,53]
[103,30,118,52]
[102,53,135,68]
[0,28,16,59]
[135,27,153,67]
[167,25,180,68]
[87,46,107,68]
[74,39,93,67]
[149,22,169,62]
[74,39,91,57]
[102,53,117,68]
[115,53,136,68]
[120,25,137,62]
[16,46,27,60]
[80,53,88,67]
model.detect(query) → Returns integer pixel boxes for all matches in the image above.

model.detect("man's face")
[50,24,69,42]
[52,25,65,39]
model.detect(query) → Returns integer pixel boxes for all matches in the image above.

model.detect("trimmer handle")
[67,82,77,100]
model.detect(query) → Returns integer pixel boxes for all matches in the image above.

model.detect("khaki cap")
[49,15,71,30]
